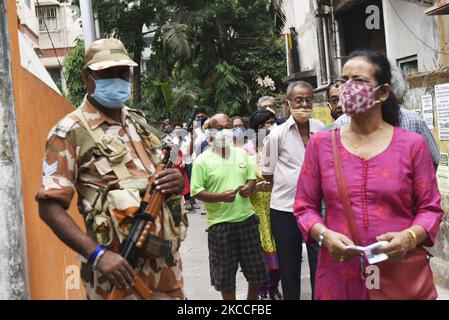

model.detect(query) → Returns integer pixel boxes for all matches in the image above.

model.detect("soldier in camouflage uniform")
[36,38,188,300]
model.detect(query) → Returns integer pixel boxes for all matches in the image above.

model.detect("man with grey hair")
[333,62,440,168]
[261,81,325,300]
[258,96,277,112]
[257,96,286,125]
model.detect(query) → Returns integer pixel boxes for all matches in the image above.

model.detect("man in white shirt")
[190,108,209,161]
[261,81,324,300]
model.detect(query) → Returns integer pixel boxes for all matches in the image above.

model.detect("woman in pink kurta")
[293,50,443,300]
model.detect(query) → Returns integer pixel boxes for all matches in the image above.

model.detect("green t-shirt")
[191,147,256,227]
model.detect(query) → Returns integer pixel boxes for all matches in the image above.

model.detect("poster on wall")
[421,94,434,129]
[312,105,333,126]
[435,83,449,140]
[437,153,449,197]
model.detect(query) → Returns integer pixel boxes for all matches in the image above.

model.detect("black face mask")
[196,117,207,127]
[331,110,340,121]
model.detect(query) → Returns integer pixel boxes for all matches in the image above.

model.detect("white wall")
[382,0,440,72]
[19,32,61,94]
[297,12,318,73]
[282,0,295,34]
[283,0,317,73]
[293,0,313,28]
[17,0,39,38]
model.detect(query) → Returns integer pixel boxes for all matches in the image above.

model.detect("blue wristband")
[88,245,106,266]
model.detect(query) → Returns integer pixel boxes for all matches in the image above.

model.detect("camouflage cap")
[84,38,138,71]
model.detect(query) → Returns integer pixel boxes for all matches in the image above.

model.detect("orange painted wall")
[7,0,85,299]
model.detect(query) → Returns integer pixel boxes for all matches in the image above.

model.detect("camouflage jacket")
[36,96,187,299]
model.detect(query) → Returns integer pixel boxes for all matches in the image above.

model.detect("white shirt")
[191,127,206,162]
[261,116,325,212]
[172,135,193,165]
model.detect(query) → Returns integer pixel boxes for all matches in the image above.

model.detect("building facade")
[283,0,448,87]
[284,0,449,289]
[17,0,83,92]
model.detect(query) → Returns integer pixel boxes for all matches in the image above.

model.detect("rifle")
[108,107,197,300]
[108,148,172,300]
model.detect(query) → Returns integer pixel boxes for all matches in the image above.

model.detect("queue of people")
[189,50,443,300]
[36,37,443,301]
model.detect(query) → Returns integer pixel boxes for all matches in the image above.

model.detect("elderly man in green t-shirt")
[191,113,268,300]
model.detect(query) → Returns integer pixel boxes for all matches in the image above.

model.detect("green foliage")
[235,37,287,109]
[63,38,85,106]
[161,22,192,60]
[212,62,248,116]
[61,0,287,119]
[141,0,287,120]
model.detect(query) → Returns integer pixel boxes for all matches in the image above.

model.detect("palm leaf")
[161,22,192,59]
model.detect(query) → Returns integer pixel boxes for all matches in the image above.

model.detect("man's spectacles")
[290,97,312,105]
[328,97,339,105]
[332,78,346,87]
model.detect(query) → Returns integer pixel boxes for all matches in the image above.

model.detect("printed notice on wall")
[421,94,434,129]
[437,153,449,196]
[435,83,449,140]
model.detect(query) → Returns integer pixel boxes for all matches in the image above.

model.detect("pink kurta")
[293,127,443,300]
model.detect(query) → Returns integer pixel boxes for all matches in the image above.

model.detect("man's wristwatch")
[318,227,326,247]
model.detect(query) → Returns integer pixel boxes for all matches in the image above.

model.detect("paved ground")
[180,202,312,300]
[180,202,449,300]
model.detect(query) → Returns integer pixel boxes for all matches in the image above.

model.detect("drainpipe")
[331,0,343,75]
[94,11,101,39]
[285,33,290,75]
[335,19,343,74]
[79,0,96,48]
[313,0,327,86]
[322,15,332,84]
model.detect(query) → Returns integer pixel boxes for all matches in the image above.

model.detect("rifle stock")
[108,275,152,300]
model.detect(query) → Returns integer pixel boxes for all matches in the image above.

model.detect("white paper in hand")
[346,241,389,264]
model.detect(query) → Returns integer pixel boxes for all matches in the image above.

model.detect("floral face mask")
[340,80,384,116]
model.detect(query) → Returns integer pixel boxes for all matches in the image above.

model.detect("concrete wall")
[382,0,441,72]
[283,0,318,74]
[436,15,449,68]
[0,0,29,300]
[282,0,296,34]
[297,11,319,74]
[404,70,449,289]
[5,0,85,299]
[282,0,313,33]
[293,0,313,30]
[17,0,39,40]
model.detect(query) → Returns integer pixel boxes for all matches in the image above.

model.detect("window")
[37,6,58,32]
[397,55,418,76]
[48,68,63,92]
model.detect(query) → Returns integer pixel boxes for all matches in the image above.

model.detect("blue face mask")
[90,76,131,109]
[233,128,246,140]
